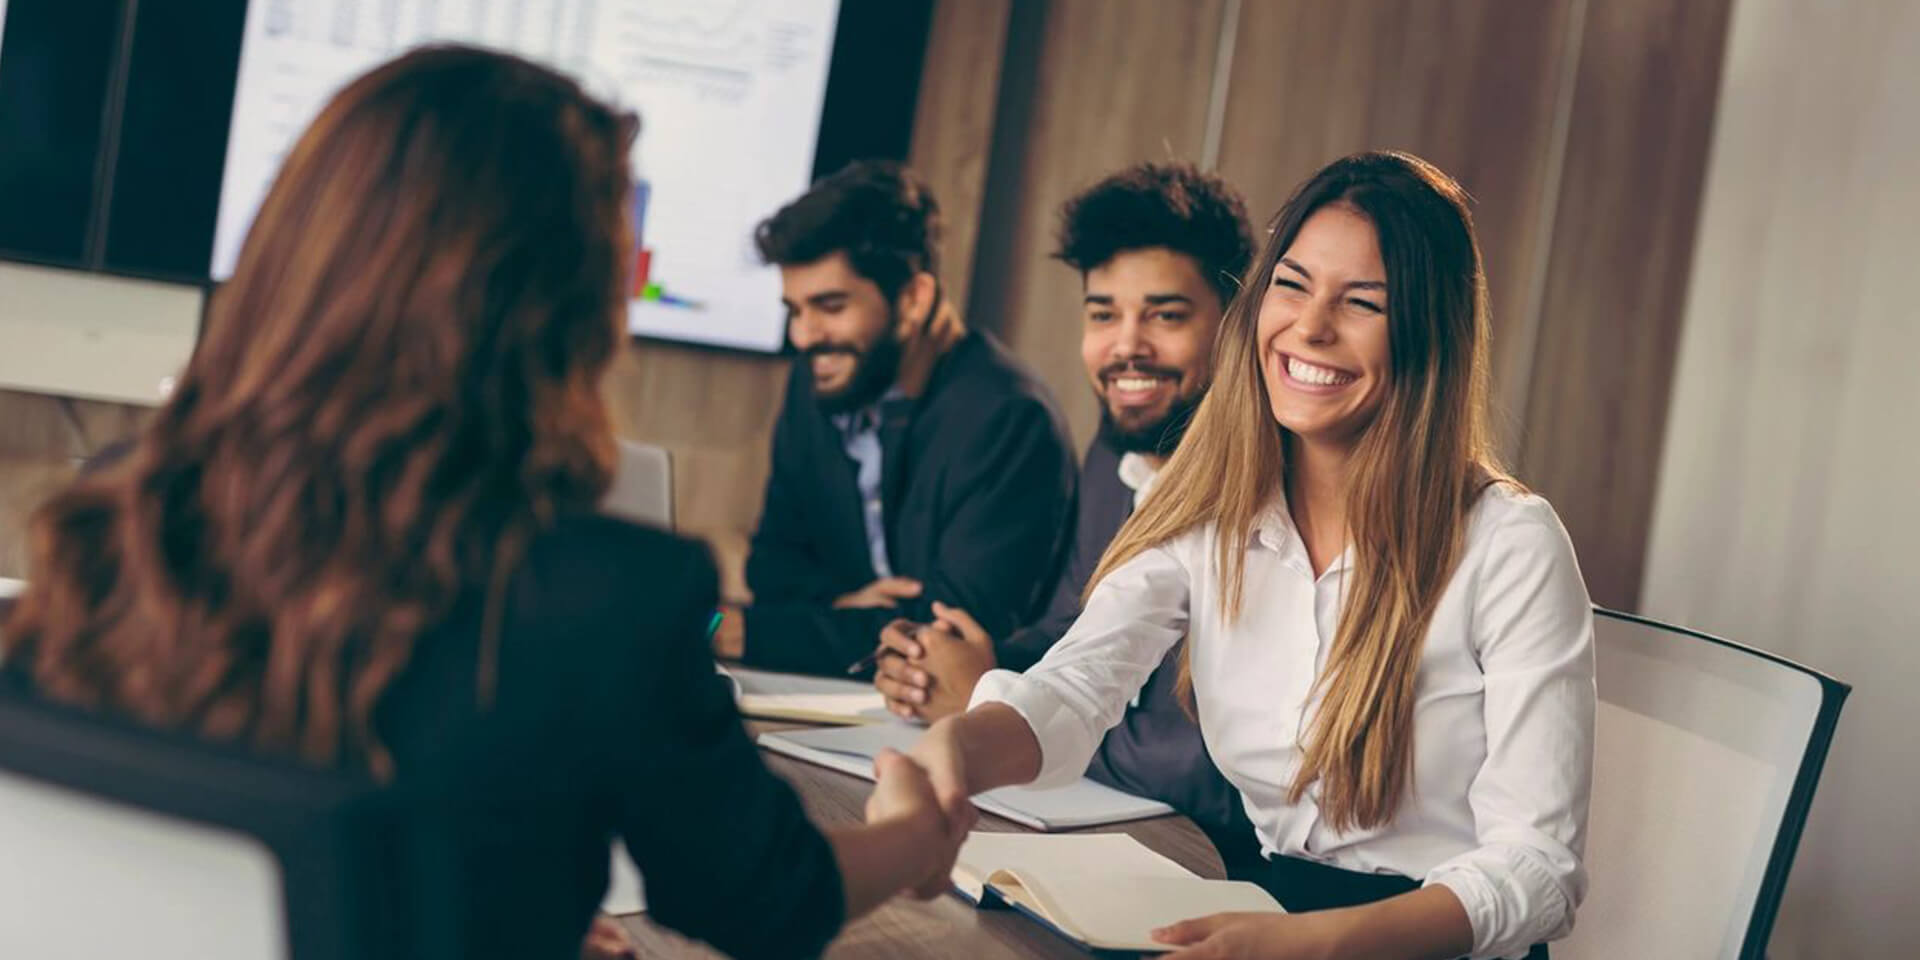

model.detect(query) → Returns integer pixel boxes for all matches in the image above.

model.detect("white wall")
[0,262,200,406]
[0,264,196,575]
[1642,1,1920,956]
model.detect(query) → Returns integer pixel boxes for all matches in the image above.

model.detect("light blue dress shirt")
[831,389,907,578]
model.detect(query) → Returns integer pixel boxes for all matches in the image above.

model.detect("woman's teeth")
[1287,357,1355,386]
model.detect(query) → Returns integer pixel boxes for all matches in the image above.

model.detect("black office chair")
[0,688,459,960]
[1559,608,1850,960]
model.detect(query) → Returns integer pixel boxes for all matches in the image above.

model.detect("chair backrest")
[0,577,21,633]
[0,763,287,959]
[1558,608,1847,960]
[602,440,673,529]
[0,692,441,960]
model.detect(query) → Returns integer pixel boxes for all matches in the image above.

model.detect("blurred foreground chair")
[0,692,460,960]
[603,440,673,530]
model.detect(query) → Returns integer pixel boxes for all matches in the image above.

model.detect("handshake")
[864,719,977,899]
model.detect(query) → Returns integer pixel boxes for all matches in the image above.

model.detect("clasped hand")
[872,601,997,722]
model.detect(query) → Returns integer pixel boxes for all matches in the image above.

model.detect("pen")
[844,623,924,676]
[844,650,881,676]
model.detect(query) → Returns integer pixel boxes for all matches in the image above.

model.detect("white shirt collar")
[1249,489,1358,577]
[1252,498,1291,552]
[1120,460,1347,572]
[1116,452,1161,509]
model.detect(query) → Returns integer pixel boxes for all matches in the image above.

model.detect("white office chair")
[1558,609,1847,960]
[0,577,649,926]
[602,440,673,530]
[0,693,449,960]
[0,766,289,960]
[0,578,22,632]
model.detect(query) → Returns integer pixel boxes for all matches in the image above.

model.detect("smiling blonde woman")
[908,152,1595,960]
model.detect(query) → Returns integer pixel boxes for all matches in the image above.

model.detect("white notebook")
[952,832,1284,953]
[720,665,892,726]
[756,724,1174,831]
[601,842,645,915]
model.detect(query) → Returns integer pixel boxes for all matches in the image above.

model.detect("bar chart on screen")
[212,0,841,352]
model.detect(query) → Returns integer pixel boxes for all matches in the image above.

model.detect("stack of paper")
[601,842,645,915]
[757,724,1174,831]
[720,665,892,726]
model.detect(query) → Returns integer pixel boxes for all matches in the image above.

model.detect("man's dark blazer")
[742,330,1076,676]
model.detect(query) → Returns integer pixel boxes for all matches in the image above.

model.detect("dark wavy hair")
[753,159,942,301]
[0,46,636,778]
[1055,162,1254,307]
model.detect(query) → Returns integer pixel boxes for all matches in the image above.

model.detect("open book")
[952,832,1284,953]
[719,665,891,726]
[757,724,1173,831]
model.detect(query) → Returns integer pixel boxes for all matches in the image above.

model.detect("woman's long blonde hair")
[1090,152,1508,831]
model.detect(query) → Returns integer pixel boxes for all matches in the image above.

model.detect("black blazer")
[743,330,1077,675]
[6,514,844,960]
[1005,439,1257,859]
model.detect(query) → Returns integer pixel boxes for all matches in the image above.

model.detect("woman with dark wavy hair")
[0,46,957,960]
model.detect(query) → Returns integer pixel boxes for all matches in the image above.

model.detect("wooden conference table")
[616,721,1227,959]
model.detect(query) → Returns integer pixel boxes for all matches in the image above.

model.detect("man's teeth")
[1287,357,1355,386]
[1112,376,1164,391]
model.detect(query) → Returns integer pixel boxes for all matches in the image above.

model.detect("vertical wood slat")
[1215,0,1579,449]
[908,0,1014,321]
[1521,0,1735,607]
[970,0,1229,447]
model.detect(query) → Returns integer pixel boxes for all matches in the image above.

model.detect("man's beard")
[1096,363,1203,458]
[1099,393,1202,458]
[808,310,904,415]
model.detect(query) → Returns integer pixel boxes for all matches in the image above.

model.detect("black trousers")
[1229,854,1550,960]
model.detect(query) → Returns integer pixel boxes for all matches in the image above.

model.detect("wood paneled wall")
[1215,0,1579,444]
[0,390,150,576]
[1517,0,1735,607]
[960,0,1730,608]
[907,0,1012,319]
[967,0,1229,446]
